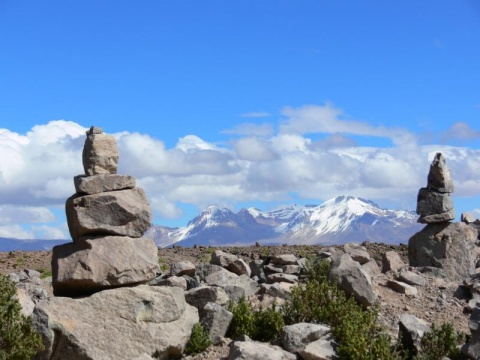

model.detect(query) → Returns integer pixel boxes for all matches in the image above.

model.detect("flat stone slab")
[52,236,159,296]
[66,187,151,241]
[74,174,136,195]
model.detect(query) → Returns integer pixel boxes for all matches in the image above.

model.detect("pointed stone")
[82,126,119,176]
[427,152,454,193]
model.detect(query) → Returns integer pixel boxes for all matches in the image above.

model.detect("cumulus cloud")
[2,107,480,239]
[280,103,418,146]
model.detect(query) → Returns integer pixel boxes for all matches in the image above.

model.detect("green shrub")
[282,259,394,360]
[227,298,284,342]
[184,323,211,355]
[227,297,256,340]
[0,274,44,359]
[413,323,465,360]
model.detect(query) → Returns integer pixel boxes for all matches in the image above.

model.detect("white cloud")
[0,206,56,225]
[0,225,34,239]
[280,103,418,146]
[441,122,480,142]
[2,109,480,239]
[233,137,278,161]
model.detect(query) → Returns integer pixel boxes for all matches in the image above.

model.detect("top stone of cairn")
[427,152,454,193]
[82,126,119,176]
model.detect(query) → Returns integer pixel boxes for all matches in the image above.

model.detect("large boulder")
[328,253,377,308]
[52,236,159,296]
[74,174,136,195]
[32,285,198,360]
[82,126,119,176]
[66,188,151,240]
[408,222,477,281]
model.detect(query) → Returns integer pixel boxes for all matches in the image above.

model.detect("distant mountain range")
[0,238,70,252]
[0,196,424,251]
[145,196,423,248]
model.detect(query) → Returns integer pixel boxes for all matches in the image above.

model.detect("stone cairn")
[416,152,455,224]
[408,152,477,281]
[52,126,159,296]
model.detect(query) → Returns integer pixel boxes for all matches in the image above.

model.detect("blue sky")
[0,1,479,239]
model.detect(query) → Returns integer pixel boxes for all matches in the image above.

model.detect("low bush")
[413,322,465,360]
[282,259,393,360]
[227,298,284,342]
[184,323,211,355]
[0,274,44,359]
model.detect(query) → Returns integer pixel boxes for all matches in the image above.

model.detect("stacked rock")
[52,126,159,296]
[416,152,455,223]
[409,152,477,281]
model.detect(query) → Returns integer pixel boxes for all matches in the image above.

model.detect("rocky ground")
[0,242,473,360]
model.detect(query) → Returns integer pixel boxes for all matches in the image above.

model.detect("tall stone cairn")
[409,152,477,281]
[52,126,159,296]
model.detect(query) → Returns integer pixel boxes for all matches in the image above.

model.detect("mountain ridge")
[145,196,423,248]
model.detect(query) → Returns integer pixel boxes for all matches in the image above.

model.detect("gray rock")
[202,302,233,345]
[408,222,477,281]
[185,285,229,314]
[343,243,370,265]
[195,263,224,282]
[32,285,198,360]
[170,260,196,277]
[228,339,296,360]
[271,254,298,266]
[151,275,187,290]
[227,258,252,277]
[281,323,331,354]
[82,127,119,176]
[264,264,284,274]
[74,174,136,195]
[211,250,238,268]
[267,273,298,284]
[66,188,151,241]
[52,236,158,296]
[462,212,476,225]
[259,282,294,300]
[328,253,377,308]
[416,188,455,222]
[386,280,418,296]
[300,338,338,360]
[397,269,427,287]
[462,304,480,358]
[418,209,456,224]
[283,265,301,275]
[249,260,267,282]
[398,313,430,357]
[382,251,405,273]
[204,269,258,302]
[427,152,454,193]
[14,287,35,317]
[361,259,381,278]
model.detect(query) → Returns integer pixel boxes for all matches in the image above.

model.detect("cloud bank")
[1,104,479,239]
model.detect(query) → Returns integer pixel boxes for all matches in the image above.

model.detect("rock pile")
[31,127,199,360]
[409,152,477,282]
[52,126,158,296]
[416,152,455,224]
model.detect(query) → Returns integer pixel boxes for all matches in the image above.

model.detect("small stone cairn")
[416,152,455,224]
[408,152,477,281]
[52,126,159,296]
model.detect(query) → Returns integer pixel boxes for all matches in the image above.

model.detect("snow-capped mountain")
[145,196,423,248]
